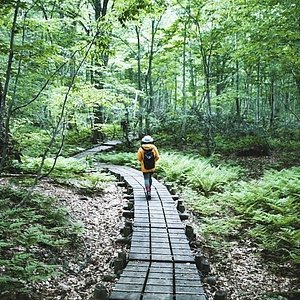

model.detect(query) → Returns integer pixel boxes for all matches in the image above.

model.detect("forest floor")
[2,150,299,300]
[25,180,127,300]
[20,163,298,300]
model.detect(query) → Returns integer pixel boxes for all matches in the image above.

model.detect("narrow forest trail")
[70,141,299,300]
[75,141,208,300]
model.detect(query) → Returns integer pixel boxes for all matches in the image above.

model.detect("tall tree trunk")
[189,50,197,108]
[91,0,111,141]
[194,18,214,156]
[0,0,21,172]
[135,25,143,138]
[235,59,241,125]
[180,21,187,141]
[256,60,261,124]
[93,0,110,86]
[234,34,241,125]
[269,75,275,127]
[144,19,156,133]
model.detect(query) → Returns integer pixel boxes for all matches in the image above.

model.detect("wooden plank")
[143,293,173,300]
[144,284,173,293]
[110,291,141,300]
[176,295,207,300]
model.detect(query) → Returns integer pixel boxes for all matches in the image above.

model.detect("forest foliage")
[0,0,299,298]
[0,0,300,167]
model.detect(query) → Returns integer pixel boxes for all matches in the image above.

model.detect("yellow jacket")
[137,143,160,173]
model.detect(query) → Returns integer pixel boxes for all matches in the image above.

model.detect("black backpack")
[142,147,155,170]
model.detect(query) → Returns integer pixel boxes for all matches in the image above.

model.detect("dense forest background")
[1,0,300,166]
[0,0,299,299]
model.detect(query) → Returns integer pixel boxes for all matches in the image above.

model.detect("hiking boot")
[146,192,151,200]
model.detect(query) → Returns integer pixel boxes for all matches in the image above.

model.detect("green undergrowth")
[93,150,300,265]
[95,151,138,168]
[13,124,94,158]
[157,152,241,195]
[0,185,83,294]
[95,151,241,195]
[184,167,300,265]
[14,156,115,194]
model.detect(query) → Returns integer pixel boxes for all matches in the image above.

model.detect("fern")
[0,185,83,293]
[185,166,300,264]
[158,152,241,194]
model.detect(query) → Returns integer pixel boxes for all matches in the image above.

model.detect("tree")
[0,0,21,171]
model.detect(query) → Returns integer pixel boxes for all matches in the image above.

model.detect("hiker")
[137,135,160,200]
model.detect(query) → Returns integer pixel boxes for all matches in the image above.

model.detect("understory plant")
[95,151,138,168]
[0,185,83,294]
[186,167,300,264]
[94,151,241,195]
[14,156,115,194]
[157,152,241,195]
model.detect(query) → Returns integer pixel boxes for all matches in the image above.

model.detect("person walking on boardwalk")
[137,135,160,200]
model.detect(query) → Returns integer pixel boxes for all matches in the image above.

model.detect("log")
[177,203,185,213]
[179,213,189,220]
[94,284,108,300]
[118,252,127,268]
[195,252,204,270]
[185,224,196,240]
[114,258,123,274]
[122,210,134,218]
[200,258,211,275]
[214,290,227,300]
[122,226,132,237]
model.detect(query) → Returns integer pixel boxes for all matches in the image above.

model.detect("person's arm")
[154,146,160,161]
[137,148,143,162]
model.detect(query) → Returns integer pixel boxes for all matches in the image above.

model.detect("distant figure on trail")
[137,135,160,200]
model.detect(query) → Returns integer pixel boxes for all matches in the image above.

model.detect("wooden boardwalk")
[72,140,122,159]
[104,165,207,300]
[73,141,207,299]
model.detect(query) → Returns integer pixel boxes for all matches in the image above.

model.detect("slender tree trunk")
[189,51,197,107]
[256,61,261,124]
[269,76,275,127]
[92,0,110,87]
[91,1,111,140]
[236,59,241,125]
[135,25,143,138]
[145,19,156,133]
[0,81,3,111]
[215,55,223,117]
[234,34,241,125]
[180,21,187,141]
[174,75,178,112]
[0,0,21,172]
[202,48,214,155]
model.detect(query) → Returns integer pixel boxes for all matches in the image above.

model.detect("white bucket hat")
[142,135,153,143]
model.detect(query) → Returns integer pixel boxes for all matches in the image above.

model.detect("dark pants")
[143,172,153,193]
